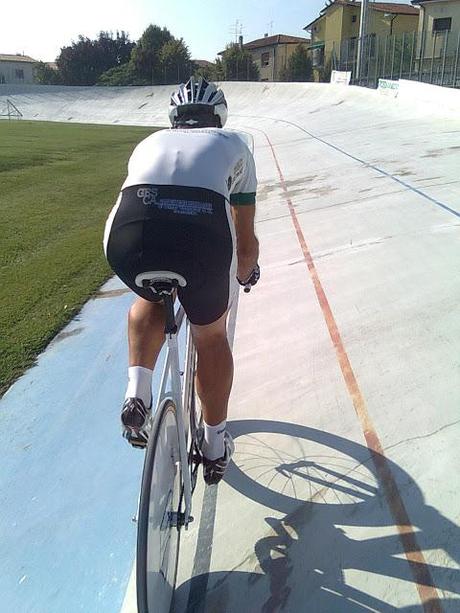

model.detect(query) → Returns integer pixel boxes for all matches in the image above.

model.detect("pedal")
[192,452,202,464]
[168,512,194,528]
[130,439,147,450]
[123,428,148,449]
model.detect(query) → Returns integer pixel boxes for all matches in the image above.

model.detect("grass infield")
[0,120,157,395]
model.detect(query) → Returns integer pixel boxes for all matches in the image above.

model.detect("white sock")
[125,366,153,408]
[202,419,226,461]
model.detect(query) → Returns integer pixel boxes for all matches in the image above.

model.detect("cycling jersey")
[122,128,257,205]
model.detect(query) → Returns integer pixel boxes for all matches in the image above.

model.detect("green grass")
[0,120,158,395]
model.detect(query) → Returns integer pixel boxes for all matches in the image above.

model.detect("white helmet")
[169,77,228,128]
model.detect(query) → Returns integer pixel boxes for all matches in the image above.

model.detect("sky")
[0,0,366,63]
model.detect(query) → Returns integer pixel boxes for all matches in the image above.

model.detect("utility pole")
[356,0,369,81]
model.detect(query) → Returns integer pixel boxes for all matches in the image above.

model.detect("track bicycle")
[134,266,258,613]
[134,270,202,613]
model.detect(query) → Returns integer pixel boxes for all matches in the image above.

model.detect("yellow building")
[412,0,460,58]
[304,1,419,79]
[243,34,311,81]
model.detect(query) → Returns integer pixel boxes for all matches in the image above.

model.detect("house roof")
[304,1,418,30]
[218,34,309,56]
[372,2,419,15]
[411,0,452,4]
[0,53,38,63]
[244,34,310,50]
[193,59,214,68]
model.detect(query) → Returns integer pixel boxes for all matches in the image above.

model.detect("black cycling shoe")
[121,397,152,448]
[198,429,235,485]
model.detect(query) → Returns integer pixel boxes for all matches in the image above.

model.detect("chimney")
[239,35,243,49]
[264,33,268,37]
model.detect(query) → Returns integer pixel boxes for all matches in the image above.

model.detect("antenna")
[268,21,274,36]
[230,19,243,43]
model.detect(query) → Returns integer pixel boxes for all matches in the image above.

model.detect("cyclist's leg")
[191,310,233,428]
[122,298,166,412]
[128,297,166,370]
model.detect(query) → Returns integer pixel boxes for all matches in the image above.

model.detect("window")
[352,15,357,23]
[15,69,24,80]
[433,17,451,32]
[311,46,325,68]
[261,52,270,66]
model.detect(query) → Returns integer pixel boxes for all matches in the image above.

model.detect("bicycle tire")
[137,399,182,613]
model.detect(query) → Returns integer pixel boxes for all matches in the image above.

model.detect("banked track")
[1,82,459,612]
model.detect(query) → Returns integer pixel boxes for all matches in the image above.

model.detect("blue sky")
[2,0,408,62]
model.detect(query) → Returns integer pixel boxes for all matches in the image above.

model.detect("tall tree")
[221,43,259,81]
[159,38,193,84]
[57,31,135,85]
[131,25,173,84]
[280,44,313,82]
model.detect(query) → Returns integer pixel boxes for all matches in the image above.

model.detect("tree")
[34,62,62,85]
[97,63,137,86]
[56,31,135,85]
[159,38,193,84]
[220,43,259,81]
[96,31,135,68]
[131,25,173,84]
[280,44,313,82]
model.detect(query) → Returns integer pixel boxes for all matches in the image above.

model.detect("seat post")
[162,292,177,335]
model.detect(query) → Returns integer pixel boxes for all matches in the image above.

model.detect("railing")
[0,99,23,120]
[332,30,460,89]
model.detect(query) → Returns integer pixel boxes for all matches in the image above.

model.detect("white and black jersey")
[122,127,257,205]
[104,128,258,325]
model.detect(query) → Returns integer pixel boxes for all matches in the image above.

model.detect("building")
[412,0,460,58]
[219,34,311,81]
[0,54,38,84]
[193,59,214,70]
[304,1,419,79]
[244,34,311,81]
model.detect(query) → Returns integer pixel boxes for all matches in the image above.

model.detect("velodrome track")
[1,82,459,612]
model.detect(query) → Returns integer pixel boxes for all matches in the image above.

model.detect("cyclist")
[103,77,259,485]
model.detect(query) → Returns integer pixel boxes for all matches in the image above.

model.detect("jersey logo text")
[137,187,158,206]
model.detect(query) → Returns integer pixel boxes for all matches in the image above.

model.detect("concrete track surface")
[1,82,459,613]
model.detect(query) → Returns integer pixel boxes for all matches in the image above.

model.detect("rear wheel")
[137,399,182,613]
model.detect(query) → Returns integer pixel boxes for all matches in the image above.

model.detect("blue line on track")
[235,114,460,219]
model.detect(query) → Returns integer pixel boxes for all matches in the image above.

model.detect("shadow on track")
[176,420,459,613]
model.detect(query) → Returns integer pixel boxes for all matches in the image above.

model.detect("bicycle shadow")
[175,419,460,613]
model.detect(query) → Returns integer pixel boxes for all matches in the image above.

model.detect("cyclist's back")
[122,127,256,205]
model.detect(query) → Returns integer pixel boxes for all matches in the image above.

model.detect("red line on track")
[264,131,442,612]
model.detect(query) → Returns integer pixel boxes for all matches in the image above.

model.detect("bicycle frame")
[155,303,194,528]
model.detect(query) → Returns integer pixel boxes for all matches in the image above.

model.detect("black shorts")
[104,185,236,325]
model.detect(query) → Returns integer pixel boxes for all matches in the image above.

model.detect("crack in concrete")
[384,419,460,453]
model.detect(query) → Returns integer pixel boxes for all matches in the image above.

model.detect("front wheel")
[137,399,182,613]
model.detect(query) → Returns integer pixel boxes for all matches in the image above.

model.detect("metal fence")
[332,29,460,89]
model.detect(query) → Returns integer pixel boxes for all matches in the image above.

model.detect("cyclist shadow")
[175,419,460,613]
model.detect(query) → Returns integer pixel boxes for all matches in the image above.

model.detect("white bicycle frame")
[155,305,195,527]
[135,271,196,527]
